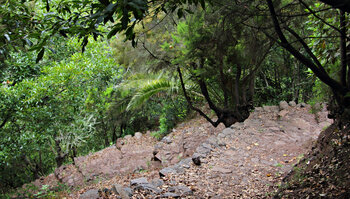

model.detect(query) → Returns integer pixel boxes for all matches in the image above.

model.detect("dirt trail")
[25,102,331,198]
[160,103,332,198]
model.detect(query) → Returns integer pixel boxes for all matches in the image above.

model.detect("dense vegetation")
[0,0,349,196]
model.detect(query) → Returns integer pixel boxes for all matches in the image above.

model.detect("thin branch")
[177,67,220,127]
[299,0,350,41]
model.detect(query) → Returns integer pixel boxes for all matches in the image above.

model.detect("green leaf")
[107,24,122,39]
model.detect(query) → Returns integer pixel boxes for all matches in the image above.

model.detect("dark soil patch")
[275,124,350,199]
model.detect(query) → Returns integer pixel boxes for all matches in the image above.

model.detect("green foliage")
[0,38,121,192]
[154,97,188,139]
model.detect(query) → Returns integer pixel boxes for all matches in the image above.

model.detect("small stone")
[279,101,289,110]
[278,110,289,118]
[130,177,148,186]
[79,189,100,199]
[206,136,219,148]
[111,184,131,199]
[196,145,211,155]
[270,127,280,132]
[133,183,162,194]
[298,103,306,108]
[263,105,279,112]
[159,167,177,177]
[202,143,213,151]
[123,188,133,197]
[192,153,201,166]
[134,132,142,139]
[222,128,235,137]
[161,136,172,144]
[151,179,164,187]
[177,158,192,168]
[211,166,232,174]
[124,135,132,139]
[289,101,296,107]
[161,192,180,198]
[168,186,193,196]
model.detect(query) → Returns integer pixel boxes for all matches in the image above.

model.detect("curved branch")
[266,0,347,94]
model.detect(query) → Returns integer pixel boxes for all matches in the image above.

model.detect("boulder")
[279,101,289,110]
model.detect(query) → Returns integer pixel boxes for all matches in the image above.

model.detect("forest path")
[26,102,331,198]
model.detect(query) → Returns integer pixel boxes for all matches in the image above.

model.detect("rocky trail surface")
[23,102,332,198]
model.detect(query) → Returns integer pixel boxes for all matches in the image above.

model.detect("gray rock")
[298,103,306,108]
[159,167,177,177]
[124,135,132,139]
[134,132,142,139]
[161,192,180,198]
[289,101,296,107]
[217,140,227,147]
[172,164,185,174]
[177,158,192,169]
[231,122,243,130]
[279,101,289,110]
[218,133,226,139]
[222,128,234,137]
[124,188,133,197]
[151,179,164,187]
[196,145,211,155]
[263,105,279,112]
[79,189,100,199]
[211,166,232,174]
[278,110,289,118]
[161,136,172,144]
[111,184,131,199]
[202,143,213,151]
[168,185,193,196]
[133,183,162,194]
[206,136,219,148]
[130,177,148,186]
